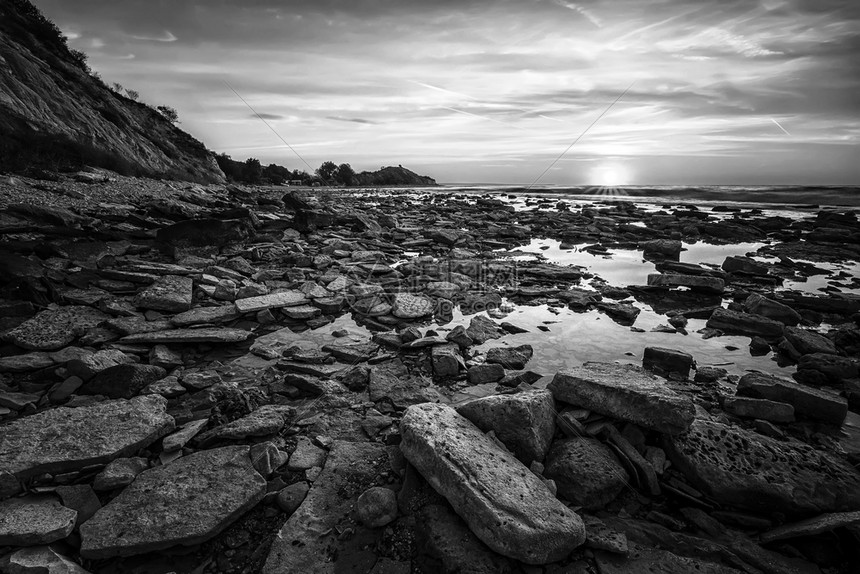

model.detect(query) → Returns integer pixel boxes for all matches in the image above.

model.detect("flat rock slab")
[737,372,848,425]
[759,510,860,543]
[0,352,54,373]
[0,496,77,546]
[647,273,725,294]
[4,306,109,351]
[195,405,295,447]
[2,545,91,574]
[80,445,266,558]
[706,308,784,339]
[665,419,860,515]
[0,395,174,485]
[133,275,193,313]
[234,291,307,313]
[549,363,695,435]
[369,360,444,408]
[392,293,434,318]
[400,403,585,564]
[595,542,743,574]
[455,389,555,464]
[263,441,390,574]
[119,328,251,344]
[170,304,240,327]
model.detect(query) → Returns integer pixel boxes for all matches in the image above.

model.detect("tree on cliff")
[156,105,179,124]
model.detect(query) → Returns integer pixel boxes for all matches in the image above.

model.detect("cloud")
[253,113,284,120]
[130,30,177,42]
[326,116,378,124]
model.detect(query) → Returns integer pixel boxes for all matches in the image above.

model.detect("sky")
[35,0,860,185]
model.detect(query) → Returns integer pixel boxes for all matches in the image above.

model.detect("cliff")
[0,0,225,182]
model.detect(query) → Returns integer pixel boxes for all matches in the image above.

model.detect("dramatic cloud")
[36,0,860,184]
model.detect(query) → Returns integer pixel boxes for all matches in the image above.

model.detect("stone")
[287,436,327,471]
[642,347,694,379]
[2,545,91,574]
[432,343,461,377]
[392,293,434,318]
[549,363,695,435]
[583,515,628,554]
[0,396,174,488]
[595,542,743,574]
[426,281,460,299]
[234,290,307,313]
[119,328,251,344]
[445,325,473,347]
[55,484,101,526]
[399,403,585,564]
[0,496,77,546]
[465,315,505,344]
[4,306,109,351]
[322,342,378,363]
[743,293,801,326]
[369,361,444,408]
[665,419,860,515]
[66,349,132,381]
[170,305,240,327]
[723,396,794,423]
[706,308,784,339]
[356,486,398,527]
[250,442,288,476]
[796,353,860,385]
[0,352,54,373]
[723,256,770,276]
[647,273,724,294]
[485,344,533,370]
[162,419,208,452]
[0,391,40,411]
[80,363,166,399]
[93,457,149,491]
[597,302,640,325]
[467,363,505,384]
[783,326,838,356]
[544,437,629,510]
[276,482,310,515]
[263,442,390,574]
[132,275,193,313]
[196,405,294,446]
[80,446,264,558]
[737,372,848,425]
[455,389,556,464]
[282,304,321,320]
[642,239,682,257]
[759,510,860,543]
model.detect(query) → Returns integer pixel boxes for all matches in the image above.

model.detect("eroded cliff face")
[0,0,224,182]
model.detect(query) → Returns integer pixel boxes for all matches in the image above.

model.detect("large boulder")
[549,363,695,435]
[399,403,585,564]
[544,437,629,509]
[156,218,252,256]
[706,308,784,339]
[665,419,860,515]
[783,326,838,356]
[0,395,174,494]
[647,273,724,294]
[743,293,801,326]
[485,344,534,370]
[455,389,556,464]
[80,446,266,558]
[132,275,193,313]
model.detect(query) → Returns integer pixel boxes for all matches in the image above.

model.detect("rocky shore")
[1,173,860,573]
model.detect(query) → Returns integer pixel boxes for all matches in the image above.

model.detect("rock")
[263,442,390,574]
[595,542,743,574]
[132,275,193,313]
[66,349,132,381]
[642,347,693,379]
[170,304,240,327]
[392,293,434,318]
[665,418,860,515]
[759,510,860,543]
[723,396,794,423]
[426,281,460,299]
[119,328,251,344]
[0,395,174,489]
[287,436,327,471]
[234,291,307,313]
[55,484,101,526]
[0,352,54,373]
[196,405,294,446]
[0,496,77,546]
[549,363,695,435]
[249,442,288,476]
[583,515,628,554]
[1,545,91,574]
[276,482,309,515]
[0,391,40,411]
[162,419,208,452]
[369,361,444,407]
[597,302,640,325]
[642,239,682,258]
[399,403,585,564]
[80,363,166,399]
[706,308,784,339]
[356,486,398,527]
[156,219,251,255]
[737,372,848,425]
[783,326,838,356]
[4,306,109,351]
[485,344,533,370]
[80,446,266,558]
[467,363,505,384]
[465,315,505,344]
[432,343,461,377]
[93,457,148,491]
[722,256,770,276]
[796,353,860,385]
[743,293,801,326]
[544,437,629,510]
[647,273,724,294]
[282,304,321,320]
[455,389,556,464]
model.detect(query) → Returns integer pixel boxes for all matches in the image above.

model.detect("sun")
[590,163,632,186]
